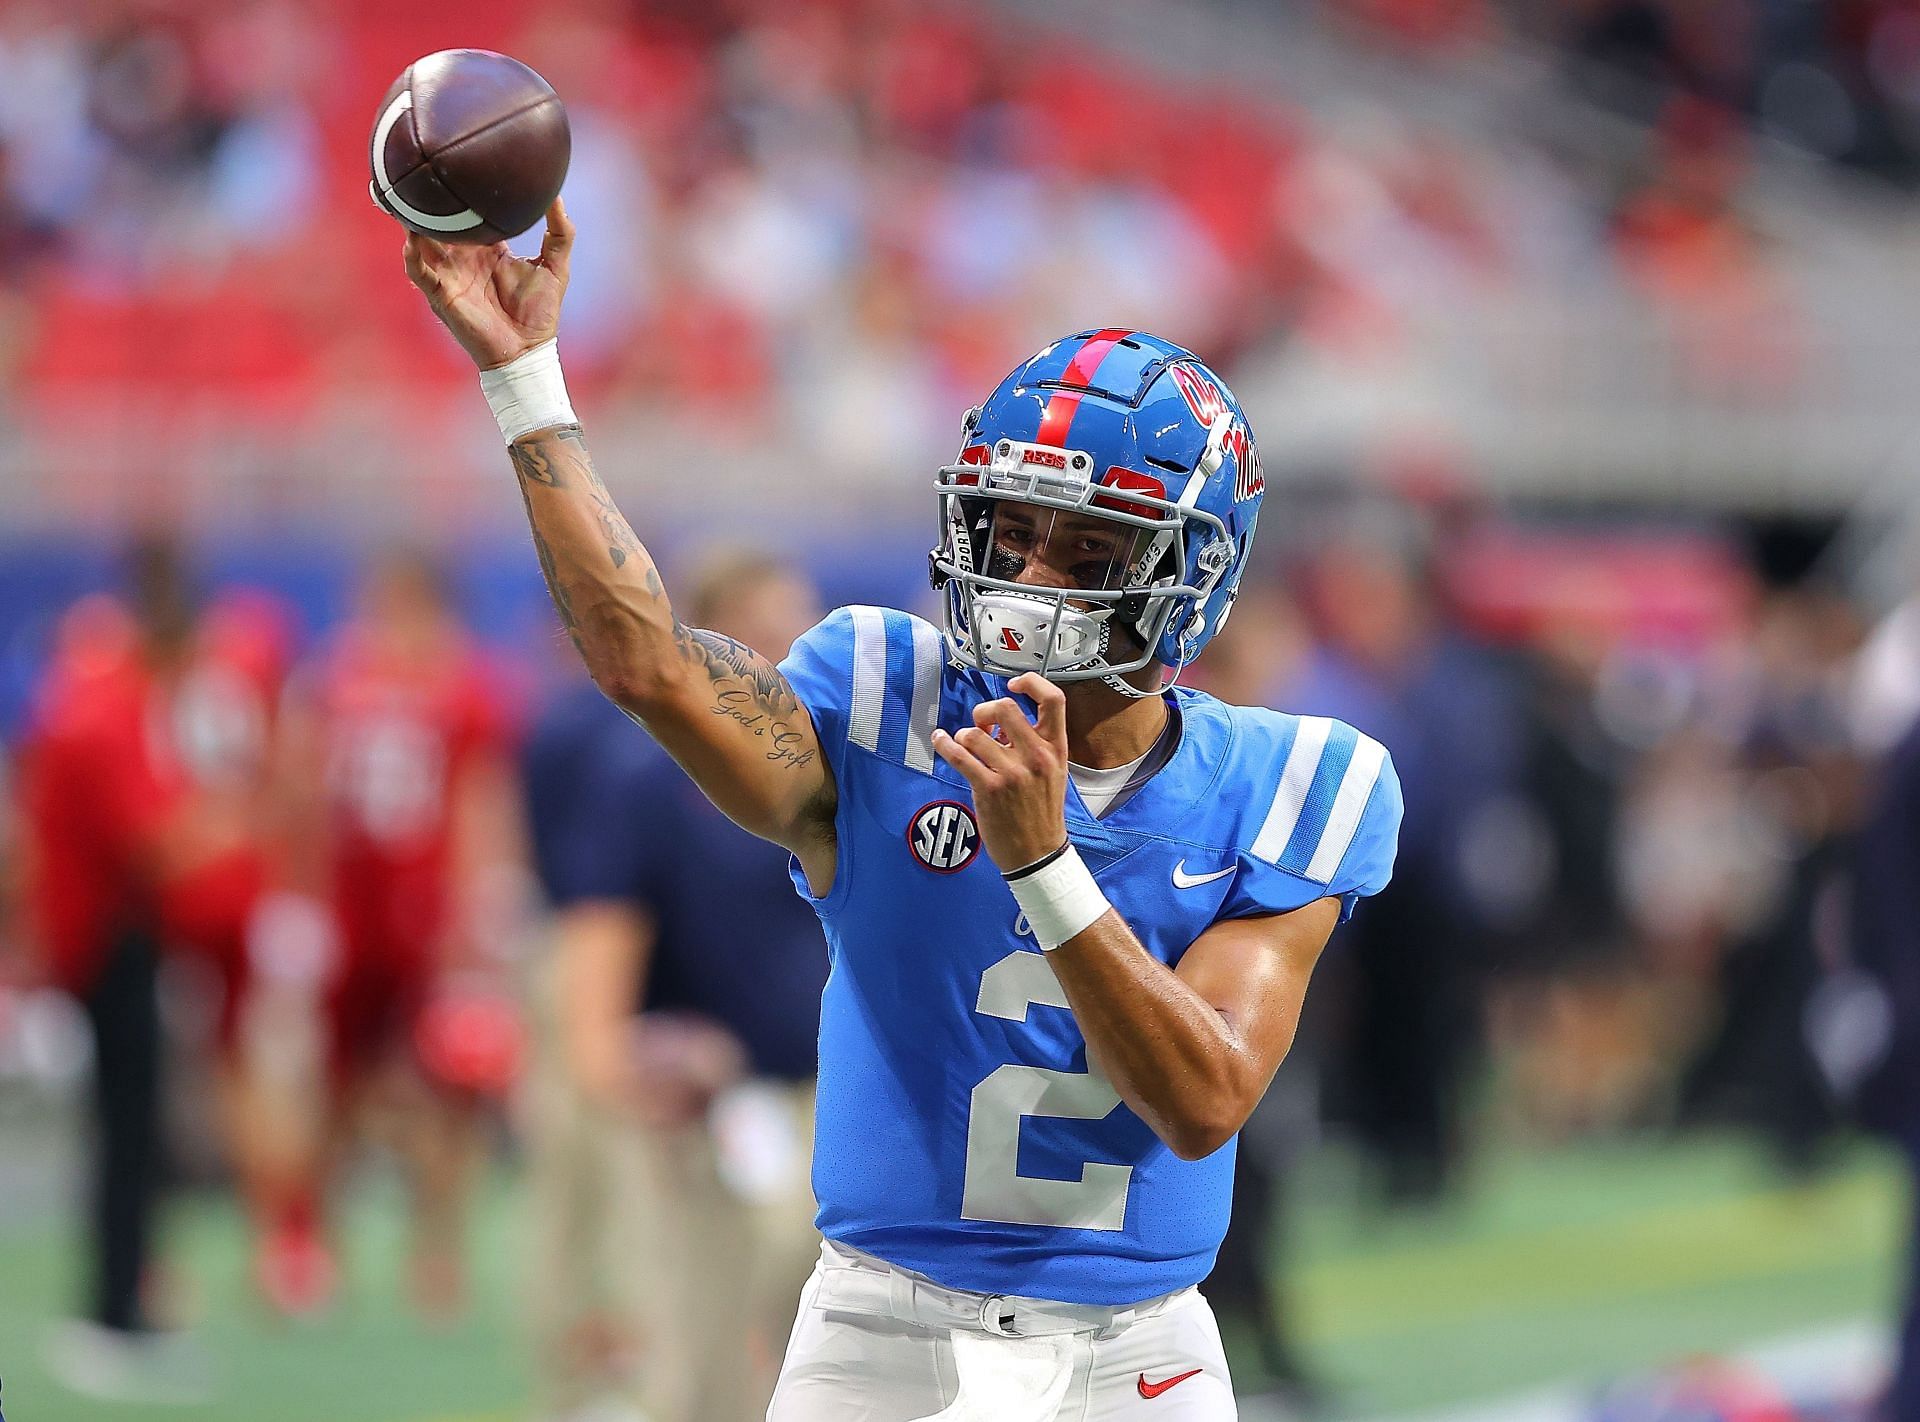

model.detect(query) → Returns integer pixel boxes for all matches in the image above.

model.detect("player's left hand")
[932,672,1070,871]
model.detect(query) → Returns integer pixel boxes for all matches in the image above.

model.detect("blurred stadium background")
[0,0,1917,1418]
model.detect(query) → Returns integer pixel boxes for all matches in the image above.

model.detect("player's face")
[987,503,1141,602]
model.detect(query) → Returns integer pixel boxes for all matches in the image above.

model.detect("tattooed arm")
[403,204,837,890]
[509,424,837,885]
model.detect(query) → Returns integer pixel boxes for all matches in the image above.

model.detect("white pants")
[768,1242,1236,1421]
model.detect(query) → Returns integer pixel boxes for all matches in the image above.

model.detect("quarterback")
[404,202,1400,1420]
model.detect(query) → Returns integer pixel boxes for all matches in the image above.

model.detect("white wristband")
[1006,845,1111,952]
[479,339,577,445]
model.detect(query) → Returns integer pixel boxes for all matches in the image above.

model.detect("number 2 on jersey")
[960,951,1132,1231]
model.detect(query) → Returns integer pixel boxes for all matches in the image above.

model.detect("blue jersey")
[779,606,1402,1305]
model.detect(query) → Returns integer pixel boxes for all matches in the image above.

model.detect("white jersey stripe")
[1305,735,1387,883]
[849,606,887,754]
[904,616,944,773]
[1251,716,1332,863]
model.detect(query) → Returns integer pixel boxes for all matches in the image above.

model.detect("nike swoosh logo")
[1137,1368,1203,1399]
[1171,861,1234,889]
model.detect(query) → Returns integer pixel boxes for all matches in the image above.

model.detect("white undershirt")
[1068,744,1157,818]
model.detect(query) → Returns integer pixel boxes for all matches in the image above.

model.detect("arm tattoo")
[510,427,815,774]
[675,624,817,771]
[516,478,584,654]
[510,426,642,569]
[508,429,572,487]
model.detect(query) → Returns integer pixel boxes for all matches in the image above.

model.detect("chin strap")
[1099,671,1160,699]
[1097,640,1193,701]
[1081,619,1158,699]
[1072,622,1174,700]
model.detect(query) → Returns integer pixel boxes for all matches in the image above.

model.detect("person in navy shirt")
[521,552,828,1422]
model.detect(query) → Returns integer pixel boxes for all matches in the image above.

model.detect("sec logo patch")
[907,800,980,873]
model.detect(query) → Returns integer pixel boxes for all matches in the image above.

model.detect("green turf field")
[0,1132,1903,1421]
[1279,1136,1906,1415]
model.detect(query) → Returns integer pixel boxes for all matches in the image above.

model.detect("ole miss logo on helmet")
[1169,364,1263,503]
[908,801,980,872]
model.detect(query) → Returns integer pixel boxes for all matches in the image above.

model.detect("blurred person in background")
[1187,578,1329,1409]
[1842,686,1920,1422]
[13,536,268,1403]
[22,3,323,277]
[1283,512,1519,1202]
[522,550,828,1422]
[1677,578,1864,1173]
[152,585,319,1315]
[277,547,518,1322]
[1493,592,1641,1133]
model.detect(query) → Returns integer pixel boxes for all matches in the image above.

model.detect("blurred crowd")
[1548,0,1920,183]
[1336,0,1920,185]
[0,0,1823,507]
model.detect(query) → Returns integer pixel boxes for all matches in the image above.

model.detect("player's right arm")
[401,203,837,889]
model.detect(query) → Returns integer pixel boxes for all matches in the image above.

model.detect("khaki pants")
[525,963,819,1422]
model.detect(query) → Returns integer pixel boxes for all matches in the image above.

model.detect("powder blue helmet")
[930,328,1264,696]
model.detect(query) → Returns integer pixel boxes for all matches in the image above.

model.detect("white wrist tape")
[479,339,576,444]
[1006,845,1111,952]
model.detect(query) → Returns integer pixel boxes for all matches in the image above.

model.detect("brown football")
[370,49,570,244]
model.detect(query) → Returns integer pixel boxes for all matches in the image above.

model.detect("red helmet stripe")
[1061,327,1133,388]
[1032,329,1132,451]
[1034,389,1082,448]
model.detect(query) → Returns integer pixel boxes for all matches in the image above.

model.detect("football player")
[276,547,516,1321]
[403,203,1400,1418]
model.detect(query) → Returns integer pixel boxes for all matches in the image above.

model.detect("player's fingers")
[931,727,992,784]
[955,723,1017,772]
[971,699,1011,745]
[1008,673,1068,750]
[539,197,574,275]
[403,233,440,289]
[410,233,459,293]
[974,697,1041,755]
[476,240,514,280]
[965,707,1025,761]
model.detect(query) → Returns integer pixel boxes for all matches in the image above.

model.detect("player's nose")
[1012,542,1075,591]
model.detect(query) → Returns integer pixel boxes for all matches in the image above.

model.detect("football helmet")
[930,328,1264,695]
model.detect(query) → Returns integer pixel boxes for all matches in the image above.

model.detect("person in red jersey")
[16,538,268,1403]
[131,582,368,1324]
[279,546,518,1323]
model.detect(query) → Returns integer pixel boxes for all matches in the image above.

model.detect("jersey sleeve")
[778,607,860,784]
[1219,719,1402,924]
[778,605,947,779]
